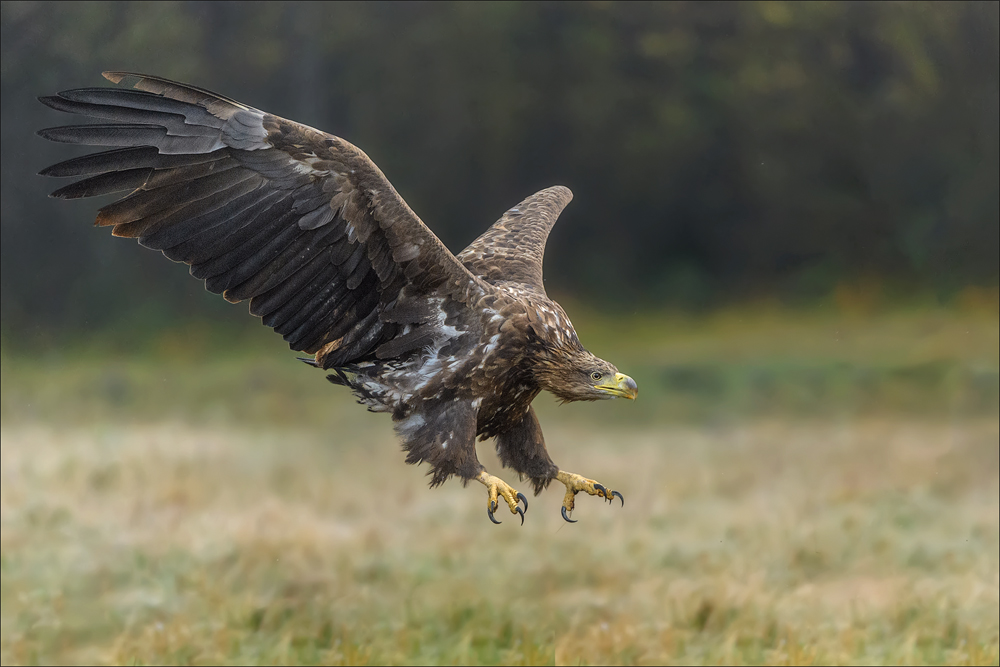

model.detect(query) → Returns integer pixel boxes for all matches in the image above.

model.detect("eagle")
[37,72,638,525]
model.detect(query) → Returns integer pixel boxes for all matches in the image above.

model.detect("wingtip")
[550,185,574,202]
[37,95,62,110]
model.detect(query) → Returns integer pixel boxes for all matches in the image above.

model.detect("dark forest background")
[1,1,997,340]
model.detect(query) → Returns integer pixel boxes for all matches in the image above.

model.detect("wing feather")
[43,88,226,129]
[159,189,283,261]
[131,171,262,242]
[269,280,349,337]
[50,168,152,199]
[253,253,339,324]
[191,206,298,282]
[208,217,305,296]
[38,92,223,137]
[40,146,228,178]
[226,229,334,301]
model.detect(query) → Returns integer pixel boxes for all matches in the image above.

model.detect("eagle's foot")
[556,470,624,523]
[476,471,528,525]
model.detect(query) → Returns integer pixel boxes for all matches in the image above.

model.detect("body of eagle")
[38,72,638,524]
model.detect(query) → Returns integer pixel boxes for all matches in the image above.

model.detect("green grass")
[1,306,998,665]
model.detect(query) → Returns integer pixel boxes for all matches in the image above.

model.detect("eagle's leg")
[556,470,624,522]
[476,471,528,525]
[493,407,559,495]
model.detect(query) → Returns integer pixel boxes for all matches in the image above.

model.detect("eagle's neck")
[531,343,591,403]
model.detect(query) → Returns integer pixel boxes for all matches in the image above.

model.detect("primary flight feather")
[38,72,638,524]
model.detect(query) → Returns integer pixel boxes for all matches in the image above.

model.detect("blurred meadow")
[1,1,998,665]
[3,304,998,665]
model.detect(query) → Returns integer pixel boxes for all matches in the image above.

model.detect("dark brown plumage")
[38,72,637,523]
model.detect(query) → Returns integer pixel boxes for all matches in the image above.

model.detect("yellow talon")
[556,470,623,521]
[477,471,528,525]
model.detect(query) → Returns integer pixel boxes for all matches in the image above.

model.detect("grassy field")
[1,306,998,665]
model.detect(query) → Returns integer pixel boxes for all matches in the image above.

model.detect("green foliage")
[1,1,997,337]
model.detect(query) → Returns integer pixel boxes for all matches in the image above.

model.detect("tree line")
[1,1,996,335]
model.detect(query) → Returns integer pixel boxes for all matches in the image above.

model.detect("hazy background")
[2,1,998,336]
[1,2,998,665]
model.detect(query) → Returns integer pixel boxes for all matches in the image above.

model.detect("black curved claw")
[611,490,624,507]
[561,506,578,523]
[487,504,502,525]
[516,491,529,513]
[593,483,608,503]
[515,506,525,525]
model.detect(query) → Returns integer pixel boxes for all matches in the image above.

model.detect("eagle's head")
[535,347,638,403]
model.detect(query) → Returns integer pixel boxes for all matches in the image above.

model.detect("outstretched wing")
[456,185,573,292]
[38,72,488,368]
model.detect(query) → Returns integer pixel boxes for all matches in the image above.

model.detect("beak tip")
[603,372,638,399]
[622,374,638,400]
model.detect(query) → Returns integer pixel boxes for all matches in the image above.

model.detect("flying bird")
[37,72,638,524]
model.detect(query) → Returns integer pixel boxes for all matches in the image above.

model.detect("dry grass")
[1,415,997,665]
[1,307,998,664]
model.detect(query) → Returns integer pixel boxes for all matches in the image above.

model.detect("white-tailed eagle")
[38,72,638,524]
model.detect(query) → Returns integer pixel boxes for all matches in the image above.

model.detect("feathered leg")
[493,407,558,494]
[494,407,622,522]
[395,397,526,524]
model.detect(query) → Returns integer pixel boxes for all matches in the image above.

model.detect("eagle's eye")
[591,371,602,381]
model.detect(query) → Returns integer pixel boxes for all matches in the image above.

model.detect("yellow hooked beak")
[596,372,638,400]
